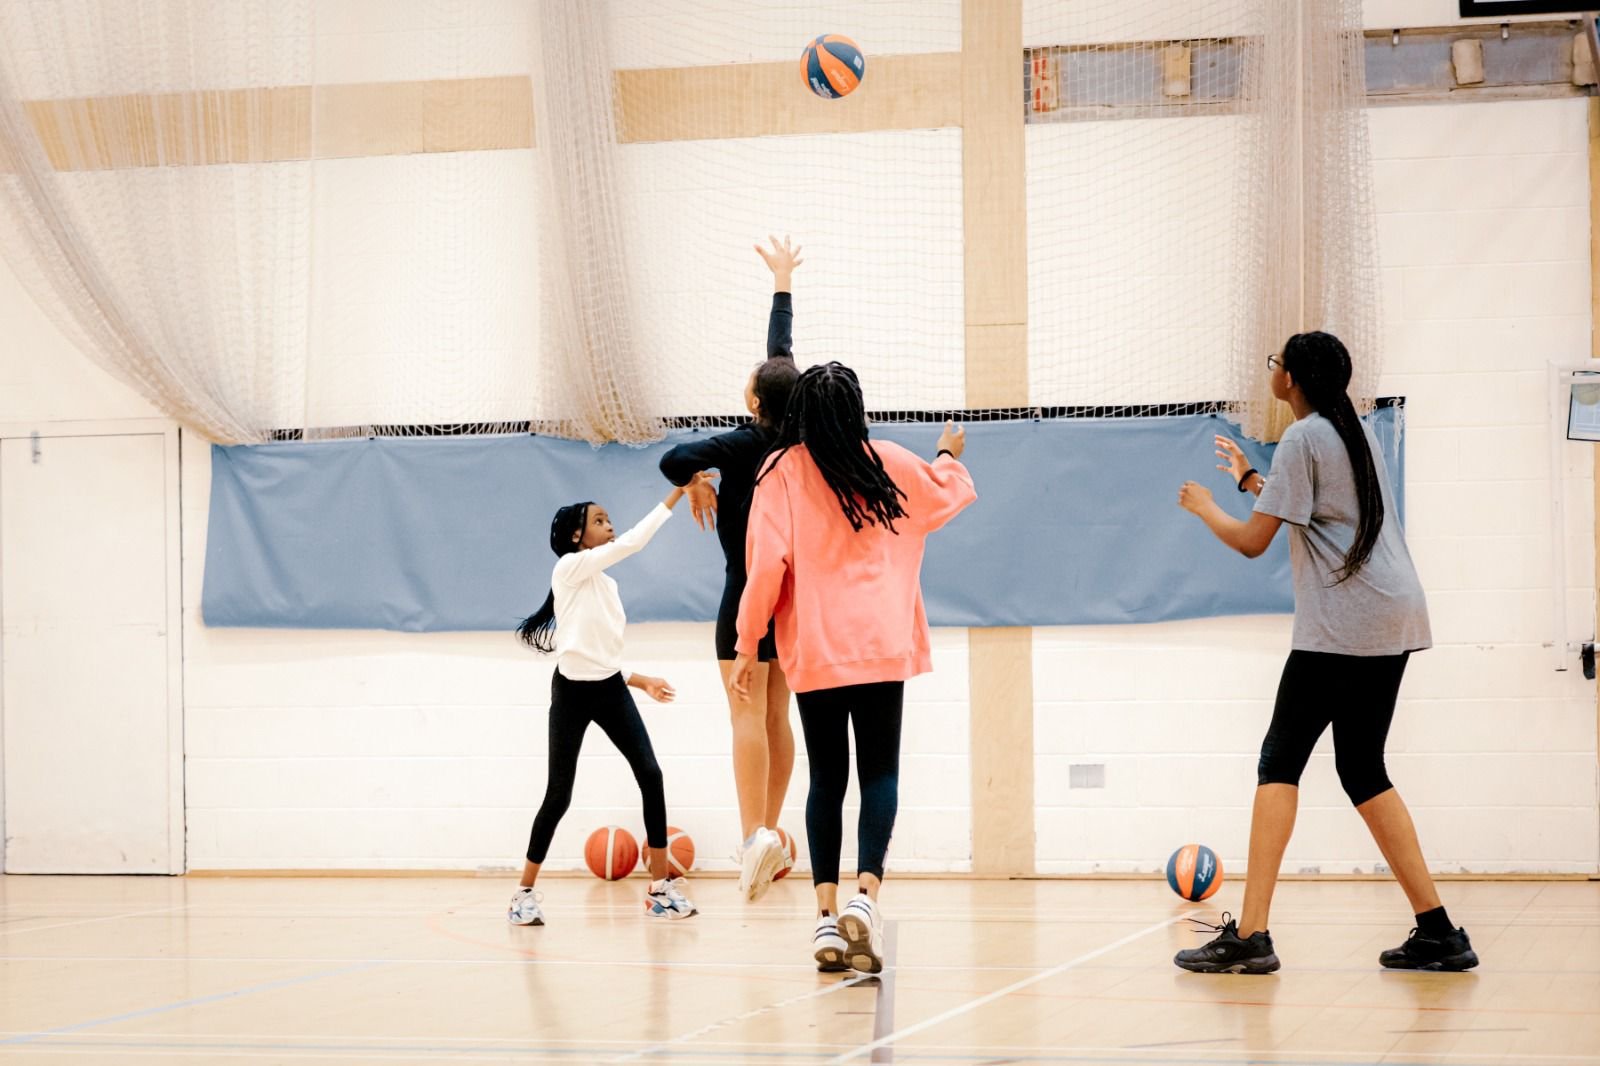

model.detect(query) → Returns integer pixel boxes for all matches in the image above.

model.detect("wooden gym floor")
[0,875,1596,1064]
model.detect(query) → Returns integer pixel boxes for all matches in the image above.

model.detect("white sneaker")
[813,914,848,973]
[737,828,785,902]
[645,878,698,920]
[837,893,884,974]
[507,888,544,926]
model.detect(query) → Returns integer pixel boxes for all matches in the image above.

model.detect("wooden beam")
[963,0,1035,879]
[19,77,533,171]
[12,22,1591,174]
[612,52,960,144]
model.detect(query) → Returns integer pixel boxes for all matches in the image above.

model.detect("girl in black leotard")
[658,236,802,902]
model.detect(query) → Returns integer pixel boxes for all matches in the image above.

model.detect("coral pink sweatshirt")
[736,439,977,693]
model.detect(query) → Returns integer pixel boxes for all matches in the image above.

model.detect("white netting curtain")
[609,1,966,422]
[0,0,653,444]
[1024,0,1380,437]
[1228,0,1380,439]
[0,1,314,444]
[0,0,1378,444]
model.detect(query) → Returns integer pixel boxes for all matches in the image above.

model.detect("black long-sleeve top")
[659,291,793,582]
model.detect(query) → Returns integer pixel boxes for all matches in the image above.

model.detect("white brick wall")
[1035,98,1599,876]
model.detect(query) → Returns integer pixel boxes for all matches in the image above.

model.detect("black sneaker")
[1379,927,1479,972]
[1174,913,1281,974]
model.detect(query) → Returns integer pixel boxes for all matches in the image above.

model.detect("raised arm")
[902,421,978,534]
[1179,431,1302,558]
[558,487,686,584]
[659,431,740,487]
[755,235,802,359]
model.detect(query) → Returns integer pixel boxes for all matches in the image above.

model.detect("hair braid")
[757,362,908,532]
[516,501,594,651]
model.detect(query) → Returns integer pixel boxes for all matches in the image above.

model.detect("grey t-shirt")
[1254,413,1431,656]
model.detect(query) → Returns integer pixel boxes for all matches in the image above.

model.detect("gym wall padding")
[202,408,1403,632]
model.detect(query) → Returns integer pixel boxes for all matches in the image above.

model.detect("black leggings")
[795,681,904,886]
[525,671,668,864]
[1257,650,1410,807]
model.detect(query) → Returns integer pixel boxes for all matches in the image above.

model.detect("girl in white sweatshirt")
[508,482,703,925]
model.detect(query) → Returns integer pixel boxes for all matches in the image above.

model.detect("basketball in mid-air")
[802,35,866,99]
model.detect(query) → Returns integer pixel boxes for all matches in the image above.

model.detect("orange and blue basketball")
[1166,844,1222,902]
[585,825,639,881]
[802,35,866,99]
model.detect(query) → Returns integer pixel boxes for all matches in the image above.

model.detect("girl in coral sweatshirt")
[730,361,976,974]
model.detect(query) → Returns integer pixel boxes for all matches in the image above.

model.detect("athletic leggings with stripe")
[796,681,905,886]
[525,671,668,864]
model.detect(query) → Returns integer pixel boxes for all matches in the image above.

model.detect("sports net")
[0,0,1380,444]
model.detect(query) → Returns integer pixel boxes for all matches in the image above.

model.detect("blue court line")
[0,961,385,1047]
[0,1037,1509,1066]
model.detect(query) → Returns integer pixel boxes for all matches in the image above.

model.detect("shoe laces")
[1187,911,1234,936]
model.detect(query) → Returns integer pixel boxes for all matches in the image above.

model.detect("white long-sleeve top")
[552,503,673,681]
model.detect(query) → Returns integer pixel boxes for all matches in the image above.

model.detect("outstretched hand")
[935,419,966,460]
[686,471,720,532]
[755,235,804,289]
[1214,435,1250,483]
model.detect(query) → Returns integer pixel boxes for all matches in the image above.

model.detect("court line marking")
[0,961,385,1047]
[831,915,1189,1064]
[1,952,1597,982]
[871,920,899,1066]
[3,1030,1600,1056]
[8,1031,1600,1062]
[609,968,877,1063]
[0,902,191,937]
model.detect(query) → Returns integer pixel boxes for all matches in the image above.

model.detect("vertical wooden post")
[963,0,1034,876]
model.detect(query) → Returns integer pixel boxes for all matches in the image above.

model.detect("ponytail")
[517,592,558,652]
[1281,332,1383,583]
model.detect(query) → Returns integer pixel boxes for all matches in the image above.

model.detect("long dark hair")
[1281,331,1383,584]
[517,501,595,651]
[757,361,907,532]
[751,358,799,430]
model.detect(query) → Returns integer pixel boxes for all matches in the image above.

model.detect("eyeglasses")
[1266,354,1283,371]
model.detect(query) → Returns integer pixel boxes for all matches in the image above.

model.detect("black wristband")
[936,448,955,460]
[1237,468,1259,493]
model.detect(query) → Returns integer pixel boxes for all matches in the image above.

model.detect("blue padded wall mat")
[202,408,1402,632]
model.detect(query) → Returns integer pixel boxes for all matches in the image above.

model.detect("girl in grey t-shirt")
[1173,331,1477,976]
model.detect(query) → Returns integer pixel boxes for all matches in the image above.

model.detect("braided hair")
[757,361,908,532]
[517,501,595,651]
[1281,331,1383,584]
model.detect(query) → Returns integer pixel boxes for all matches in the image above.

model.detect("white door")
[1,432,179,873]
